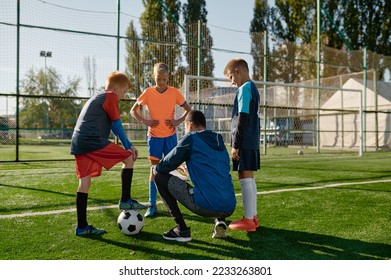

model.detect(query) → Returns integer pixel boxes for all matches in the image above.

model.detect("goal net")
[181,75,363,156]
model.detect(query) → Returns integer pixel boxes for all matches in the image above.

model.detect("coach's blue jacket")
[156,130,236,213]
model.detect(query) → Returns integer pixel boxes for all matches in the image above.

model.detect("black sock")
[76,192,88,229]
[176,222,188,232]
[121,168,133,202]
[155,173,187,231]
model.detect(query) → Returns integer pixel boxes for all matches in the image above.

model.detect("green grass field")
[1,152,390,260]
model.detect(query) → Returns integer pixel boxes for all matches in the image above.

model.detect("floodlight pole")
[40,51,52,93]
[40,51,52,130]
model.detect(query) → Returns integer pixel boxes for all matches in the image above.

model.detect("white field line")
[257,179,391,194]
[1,179,391,219]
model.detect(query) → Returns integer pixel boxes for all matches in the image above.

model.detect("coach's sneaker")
[212,220,227,239]
[229,217,256,232]
[144,205,158,218]
[169,169,188,181]
[75,225,106,237]
[163,227,191,242]
[253,215,260,228]
[119,198,148,210]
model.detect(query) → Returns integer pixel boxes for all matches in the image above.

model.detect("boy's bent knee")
[122,156,134,168]
[154,173,172,188]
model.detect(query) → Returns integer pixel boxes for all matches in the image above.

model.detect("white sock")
[252,178,258,217]
[239,178,254,219]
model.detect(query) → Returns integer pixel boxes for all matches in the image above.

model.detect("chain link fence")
[1,0,390,161]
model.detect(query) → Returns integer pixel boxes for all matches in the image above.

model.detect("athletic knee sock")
[121,168,133,202]
[252,178,258,217]
[76,192,88,229]
[239,178,254,220]
[149,181,157,206]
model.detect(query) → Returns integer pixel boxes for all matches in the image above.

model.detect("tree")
[268,0,316,83]
[164,0,183,87]
[19,67,80,130]
[250,0,269,81]
[125,20,143,97]
[139,0,183,88]
[331,0,391,79]
[182,0,214,87]
[271,0,315,44]
[265,0,391,80]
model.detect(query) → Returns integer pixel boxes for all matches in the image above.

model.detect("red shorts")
[74,143,132,179]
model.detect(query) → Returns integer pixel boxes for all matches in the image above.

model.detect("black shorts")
[232,149,260,171]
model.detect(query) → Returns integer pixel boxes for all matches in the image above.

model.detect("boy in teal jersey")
[224,58,260,232]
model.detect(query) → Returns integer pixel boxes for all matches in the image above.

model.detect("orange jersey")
[137,86,186,137]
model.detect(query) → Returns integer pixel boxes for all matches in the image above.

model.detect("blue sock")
[149,181,157,206]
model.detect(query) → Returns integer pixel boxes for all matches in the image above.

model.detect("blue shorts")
[148,134,178,161]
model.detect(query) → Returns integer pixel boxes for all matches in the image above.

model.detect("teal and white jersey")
[231,80,260,149]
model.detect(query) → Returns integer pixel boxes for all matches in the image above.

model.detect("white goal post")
[183,75,363,156]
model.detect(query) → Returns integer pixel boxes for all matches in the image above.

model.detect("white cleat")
[169,169,188,180]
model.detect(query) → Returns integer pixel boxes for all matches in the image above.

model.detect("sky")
[0,0,258,115]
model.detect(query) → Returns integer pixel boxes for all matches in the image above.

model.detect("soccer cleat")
[162,227,191,242]
[169,169,188,181]
[119,198,148,210]
[228,217,257,232]
[253,215,259,228]
[144,205,158,218]
[212,220,227,239]
[75,225,106,237]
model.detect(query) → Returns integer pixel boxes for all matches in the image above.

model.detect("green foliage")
[250,0,268,80]
[125,21,144,97]
[251,0,391,81]
[19,67,80,129]
[272,0,315,43]
[183,0,214,84]
[138,0,183,88]
[125,0,215,92]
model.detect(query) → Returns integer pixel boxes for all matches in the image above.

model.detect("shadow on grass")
[84,220,391,260]
[0,182,129,214]
[185,214,391,260]
[232,227,391,260]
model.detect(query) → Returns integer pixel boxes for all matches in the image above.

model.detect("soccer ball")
[297,150,304,155]
[117,210,144,235]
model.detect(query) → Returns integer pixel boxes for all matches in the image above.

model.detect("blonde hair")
[105,71,131,89]
[223,58,249,76]
[153,62,169,76]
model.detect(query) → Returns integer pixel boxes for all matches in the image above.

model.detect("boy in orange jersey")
[130,62,192,217]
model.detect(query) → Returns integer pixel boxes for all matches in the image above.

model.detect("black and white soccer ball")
[117,210,144,235]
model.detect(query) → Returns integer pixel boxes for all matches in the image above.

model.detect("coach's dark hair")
[186,110,206,128]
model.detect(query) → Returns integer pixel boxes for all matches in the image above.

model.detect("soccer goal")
[181,75,363,156]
